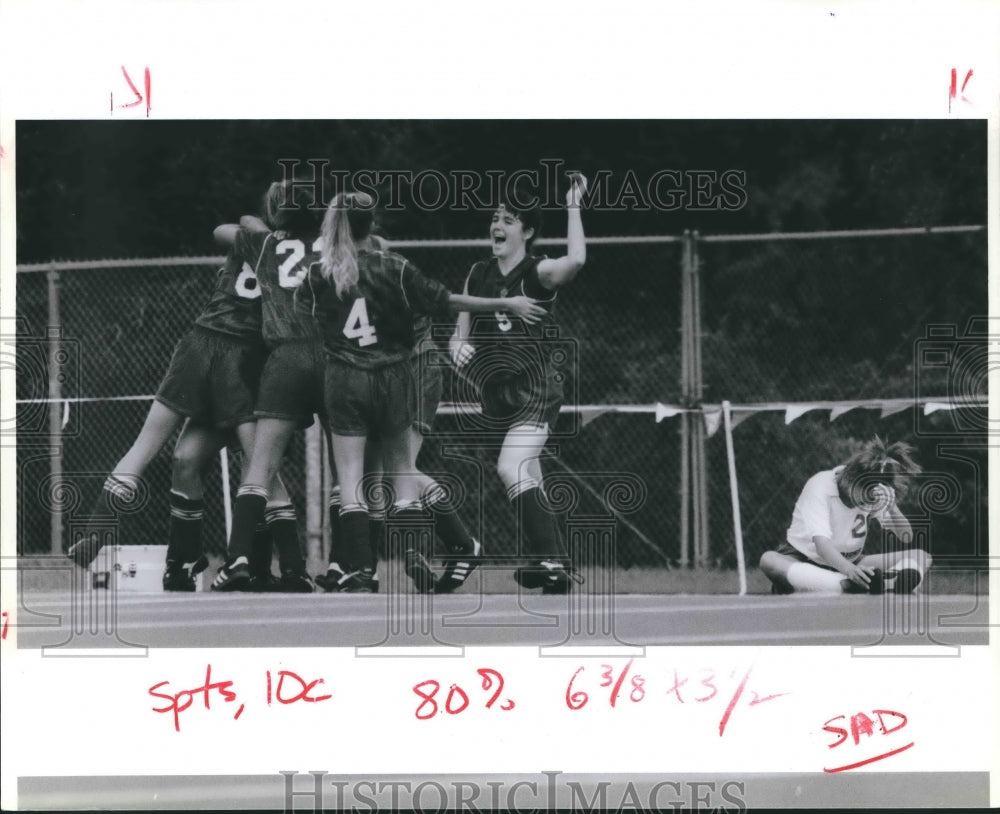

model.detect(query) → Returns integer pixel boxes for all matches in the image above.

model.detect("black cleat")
[315,563,347,593]
[515,560,580,595]
[67,536,101,569]
[279,570,315,593]
[339,568,378,594]
[867,568,885,595]
[248,572,282,592]
[163,555,209,592]
[435,539,482,594]
[889,567,921,594]
[211,557,251,592]
[404,549,438,594]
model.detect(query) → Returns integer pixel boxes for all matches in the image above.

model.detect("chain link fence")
[16,228,987,581]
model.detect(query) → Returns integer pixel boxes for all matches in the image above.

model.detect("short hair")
[497,189,543,251]
[262,180,325,235]
[838,436,921,505]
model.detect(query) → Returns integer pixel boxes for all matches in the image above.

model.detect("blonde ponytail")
[320,193,360,298]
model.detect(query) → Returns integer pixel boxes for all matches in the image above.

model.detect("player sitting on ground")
[759,436,931,595]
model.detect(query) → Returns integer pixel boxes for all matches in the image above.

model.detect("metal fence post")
[691,231,709,567]
[678,232,691,567]
[46,264,63,555]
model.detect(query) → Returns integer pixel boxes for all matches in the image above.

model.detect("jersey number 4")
[344,298,378,347]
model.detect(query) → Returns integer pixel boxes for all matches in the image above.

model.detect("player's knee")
[171,448,203,490]
[759,551,782,576]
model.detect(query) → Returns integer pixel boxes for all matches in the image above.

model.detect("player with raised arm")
[68,187,297,592]
[448,172,588,594]
[311,191,546,593]
[759,437,932,594]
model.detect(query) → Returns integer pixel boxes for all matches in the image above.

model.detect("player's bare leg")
[232,421,301,590]
[499,423,573,593]
[69,400,184,567]
[162,420,217,590]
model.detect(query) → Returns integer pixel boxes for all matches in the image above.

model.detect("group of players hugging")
[68,168,931,597]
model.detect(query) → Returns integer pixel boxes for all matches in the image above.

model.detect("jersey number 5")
[344,298,378,347]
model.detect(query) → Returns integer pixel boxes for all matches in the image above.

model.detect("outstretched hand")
[506,296,546,323]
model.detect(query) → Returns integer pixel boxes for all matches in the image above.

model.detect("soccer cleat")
[279,570,315,593]
[339,568,378,594]
[248,572,282,593]
[404,549,438,594]
[888,567,921,594]
[434,539,482,594]
[867,568,885,595]
[210,557,251,592]
[515,560,581,595]
[162,555,209,592]
[315,563,347,593]
[770,580,794,596]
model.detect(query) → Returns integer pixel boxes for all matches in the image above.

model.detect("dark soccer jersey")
[193,247,263,340]
[311,249,452,369]
[465,254,557,344]
[237,227,323,346]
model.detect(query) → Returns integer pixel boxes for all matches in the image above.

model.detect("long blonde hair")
[320,191,374,298]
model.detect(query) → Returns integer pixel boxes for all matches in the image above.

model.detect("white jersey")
[786,467,890,565]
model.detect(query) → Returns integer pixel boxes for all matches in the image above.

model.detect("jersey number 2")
[276,238,322,288]
[344,298,378,347]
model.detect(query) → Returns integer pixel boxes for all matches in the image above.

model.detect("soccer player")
[311,191,546,593]
[448,173,588,594]
[759,437,932,594]
[68,191,297,592]
[210,181,327,592]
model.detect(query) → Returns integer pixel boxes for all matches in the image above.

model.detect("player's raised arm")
[537,172,587,290]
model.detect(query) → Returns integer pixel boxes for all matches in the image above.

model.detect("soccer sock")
[424,484,476,556]
[786,562,846,593]
[508,481,562,559]
[250,521,272,578]
[327,489,343,570]
[368,510,386,570]
[267,503,304,574]
[339,506,372,572]
[227,485,268,562]
[166,490,204,567]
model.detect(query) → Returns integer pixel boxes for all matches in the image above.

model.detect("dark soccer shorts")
[155,326,265,429]
[411,350,444,435]
[325,357,414,437]
[255,340,324,425]
[478,367,563,432]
